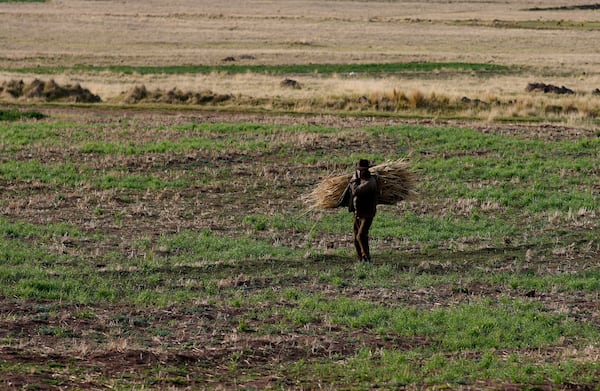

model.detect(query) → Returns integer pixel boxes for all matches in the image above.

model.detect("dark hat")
[356,159,372,170]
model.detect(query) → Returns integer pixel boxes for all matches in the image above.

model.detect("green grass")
[0,109,46,121]
[3,62,514,76]
[308,348,599,387]
[0,216,81,240]
[0,160,83,184]
[157,229,299,264]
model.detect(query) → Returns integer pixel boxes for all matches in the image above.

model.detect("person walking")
[349,159,378,262]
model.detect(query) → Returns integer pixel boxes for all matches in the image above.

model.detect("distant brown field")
[2,0,600,69]
[2,0,600,114]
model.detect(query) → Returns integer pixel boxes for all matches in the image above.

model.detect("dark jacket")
[350,172,378,218]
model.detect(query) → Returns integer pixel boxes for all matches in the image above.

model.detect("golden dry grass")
[304,173,352,210]
[371,160,415,205]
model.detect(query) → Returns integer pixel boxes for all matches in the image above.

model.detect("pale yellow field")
[2,0,600,113]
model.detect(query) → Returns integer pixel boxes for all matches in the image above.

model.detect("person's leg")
[353,215,362,260]
[357,217,373,261]
[356,216,373,261]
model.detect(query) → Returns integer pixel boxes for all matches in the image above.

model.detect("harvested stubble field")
[0,0,599,390]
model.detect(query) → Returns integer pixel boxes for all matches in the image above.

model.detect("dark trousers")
[353,214,374,260]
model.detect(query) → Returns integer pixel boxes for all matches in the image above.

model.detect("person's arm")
[349,171,360,193]
[354,176,377,196]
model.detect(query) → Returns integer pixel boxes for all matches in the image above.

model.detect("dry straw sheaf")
[371,160,415,205]
[0,79,101,103]
[119,84,233,105]
[305,174,353,210]
[305,159,415,210]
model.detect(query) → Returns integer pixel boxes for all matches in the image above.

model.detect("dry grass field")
[2,0,600,119]
[0,1,599,390]
[2,0,600,68]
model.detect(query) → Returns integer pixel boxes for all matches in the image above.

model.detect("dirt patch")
[221,54,256,62]
[0,299,432,389]
[0,79,101,103]
[527,3,600,11]
[526,82,575,94]
[0,293,597,388]
[280,78,301,89]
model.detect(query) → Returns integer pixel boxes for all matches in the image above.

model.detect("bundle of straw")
[371,160,415,205]
[304,173,353,210]
[304,159,415,210]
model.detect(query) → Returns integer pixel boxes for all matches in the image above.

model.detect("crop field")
[0,0,599,390]
[0,108,597,389]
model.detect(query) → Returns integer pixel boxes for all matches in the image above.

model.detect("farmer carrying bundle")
[305,158,415,263]
[306,158,415,210]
